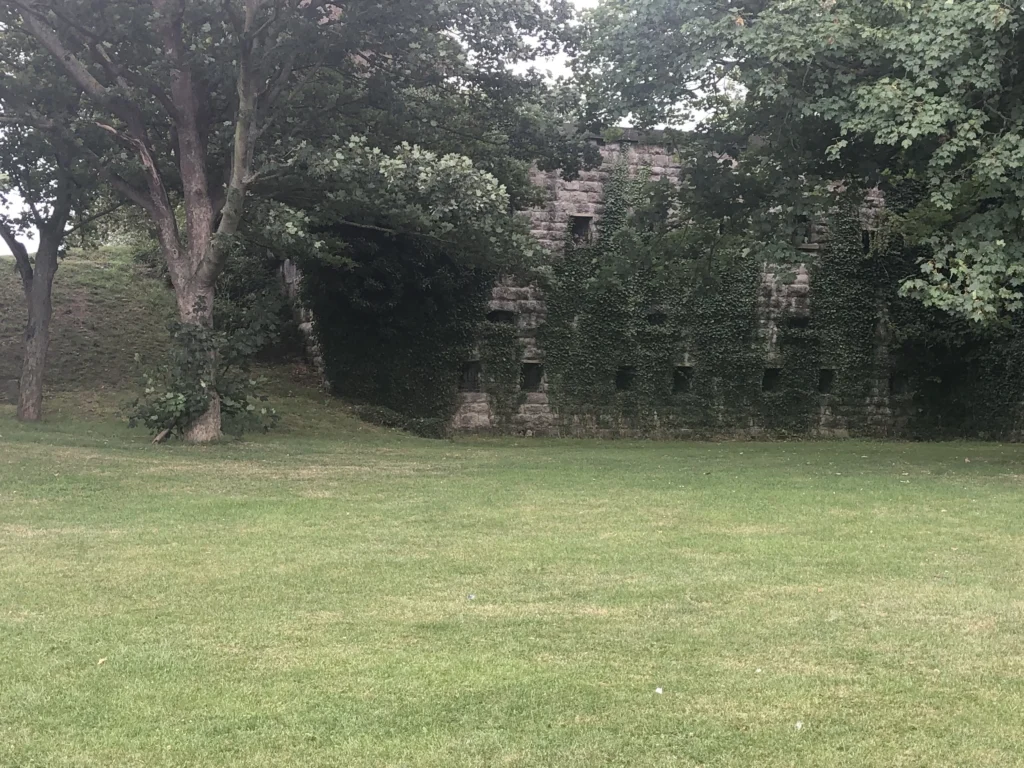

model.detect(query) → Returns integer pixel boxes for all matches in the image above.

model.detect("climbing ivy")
[810,186,1024,439]
[478,318,524,428]
[299,227,494,438]
[536,162,766,436]
[518,166,1024,438]
[303,164,1024,440]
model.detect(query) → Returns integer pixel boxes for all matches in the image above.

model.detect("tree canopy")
[3,0,596,439]
[582,0,1024,322]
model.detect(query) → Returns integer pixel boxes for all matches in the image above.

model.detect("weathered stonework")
[454,139,690,435]
[527,139,683,253]
[284,138,1021,440]
[281,258,326,381]
[451,140,947,438]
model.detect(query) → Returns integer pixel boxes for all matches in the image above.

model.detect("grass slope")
[1,413,1022,767]
[0,248,175,392]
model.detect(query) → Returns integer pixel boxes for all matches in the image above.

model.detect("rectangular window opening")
[762,368,782,393]
[673,366,694,394]
[786,315,811,330]
[646,310,669,326]
[818,369,836,395]
[571,215,594,242]
[520,363,544,392]
[459,361,482,392]
[862,229,873,254]
[615,366,636,391]
[890,370,910,396]
[486,309,516,325]
[794,214,813,246]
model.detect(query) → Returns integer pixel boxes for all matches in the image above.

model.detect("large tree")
[0,39,112,421]
[6,0,592,441]
[581,0,1024,323]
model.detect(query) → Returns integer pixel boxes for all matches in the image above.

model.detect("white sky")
[1,190,38,256]
[0,0,600,256]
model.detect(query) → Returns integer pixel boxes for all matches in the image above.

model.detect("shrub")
[129,298,281,438]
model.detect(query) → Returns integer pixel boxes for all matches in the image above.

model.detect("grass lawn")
[1,399,1023,766]
[1,248,175,389]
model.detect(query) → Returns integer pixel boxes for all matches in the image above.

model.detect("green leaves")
[260,135,535,272]
[584,0,1024,322]
[128,300,282,438]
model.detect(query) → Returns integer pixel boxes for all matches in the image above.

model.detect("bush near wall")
[299,227,495,437]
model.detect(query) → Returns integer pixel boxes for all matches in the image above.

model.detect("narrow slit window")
[890,370,910,395]
[520,363,543,392]
[786,315,811,330]
[615,366,636,391]
[794,214,813,246]
[571,215,594,242]
[673,366,694,394]
[818,369,836,395]
[459,361,482,392]
[762,368,782,392]
[486,310,516,325]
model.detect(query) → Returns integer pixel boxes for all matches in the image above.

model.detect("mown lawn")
[1,402,1023,767]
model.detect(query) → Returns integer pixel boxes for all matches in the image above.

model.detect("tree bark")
[1,179,69,423]
[177,283,223,443]
[17,255,56,422]
[14,0,265,442]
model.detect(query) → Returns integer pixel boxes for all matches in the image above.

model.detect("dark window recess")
[571,215,594,241]
[673,366,694,394]
[762,368,782,392]
[862,229,873,254]
[646,310,669,326]
[588,136,606,147]
[520,363,544,392]
[890,370,910,395]
[615,366,636,391]
[793,215,813,246]
[486,309,516,325]
[459,361,482,392]
[786,315,811,330]
[818,369,836,395]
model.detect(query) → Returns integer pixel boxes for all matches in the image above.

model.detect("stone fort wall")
[451,139,904,437]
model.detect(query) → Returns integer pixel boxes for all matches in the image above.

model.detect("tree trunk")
[18,302,52,422]
[17,241,58,423]
[178,283,223,443]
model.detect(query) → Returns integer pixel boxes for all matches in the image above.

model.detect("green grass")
[0,247,175,389]
[2,401,1023,766]
[3,247,1023,765]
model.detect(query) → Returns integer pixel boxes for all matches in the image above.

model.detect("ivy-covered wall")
[298,141,1024,440]
[451,152,1024,440]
